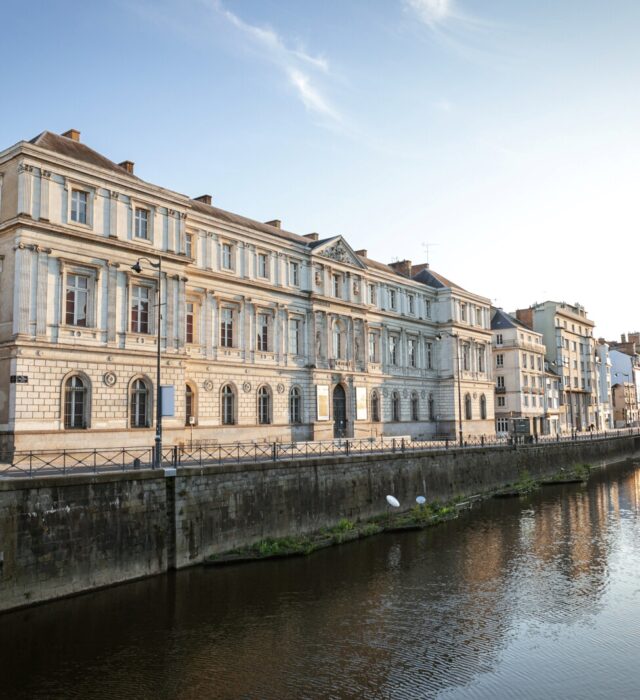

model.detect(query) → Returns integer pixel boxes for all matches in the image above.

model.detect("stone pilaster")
[17,163,33,217]
[39,170,51,221]
[14,244,31,335]
[106,262,119,343]
[35,247,50,337]
[109,191,119,238]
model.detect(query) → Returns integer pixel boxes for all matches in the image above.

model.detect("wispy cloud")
[208,0,340,124]
[403,0,500,62]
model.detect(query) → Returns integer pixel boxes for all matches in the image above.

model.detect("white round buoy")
[416,496,426,505]
[386,495,400,508]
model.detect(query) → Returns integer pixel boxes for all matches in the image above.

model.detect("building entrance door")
[333,384,346,438]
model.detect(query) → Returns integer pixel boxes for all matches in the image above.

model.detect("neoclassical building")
[0,129,495,452]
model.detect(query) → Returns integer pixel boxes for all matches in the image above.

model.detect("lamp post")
[131,256,163,469]
[436,331,463,446]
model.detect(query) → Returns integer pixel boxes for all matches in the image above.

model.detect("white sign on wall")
[356,386,368,420]
[316,385,330,421]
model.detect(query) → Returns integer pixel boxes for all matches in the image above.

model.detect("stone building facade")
[0,129,496,452]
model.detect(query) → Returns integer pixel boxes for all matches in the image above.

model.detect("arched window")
[371,390,380,422]
[258,385,272,425]
[332,320,345,359]
[64,375,88,429]
[464,393,472,420]
[185,384,196,426]
[411,392,419,421]
[221,384,235,425]
[428,393,435,421]
[131,378,151,428]
[480,394,487,420]
[392,391,401,422]
[290,387,302,424]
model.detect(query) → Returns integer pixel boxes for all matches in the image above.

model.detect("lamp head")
[131,260,143,274]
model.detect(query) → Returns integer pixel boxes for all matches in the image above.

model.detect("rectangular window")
[258,253,269,279]
[71,190,88,224]
[425,299,431,318]
[257,313,269,351]
[478,346,486,372]
[186,302,194,344]
[368,332,378,363]
[185,233,193,259]
[368,284,376,305]
[289,318,301,354]
[476,307,482,327]
[408,338,417,367]
[497,397,506,408]
[66,274,89,326]
[524,394,529,406]
[460,303,467,322]
[496,333,503,345]
[425,341,433,369]
[333,274,342,298]
[389,335,398,365]
[496,354,504,367]
[524,374,529,386]
[222,243,233,270]
[497,375,505,388]
[523,353,528,368]
[134,208,149,239]
[131,285,150,334]
[389,289,397,310]
[221,308,233,347]
[290,261,299,286]
[408,295,415,315]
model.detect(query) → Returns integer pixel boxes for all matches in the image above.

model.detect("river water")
[3,459,640,700]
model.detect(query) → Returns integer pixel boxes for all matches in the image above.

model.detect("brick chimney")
[194,194,212,205]
[118,160,135,174]
[388,260,412,277]
[621,333,627,343]
[265,219,281,229]
[304,233,319,241]
[355,249,368,258]
[411,263,429,276]
[515,308,534,329]
[62,129,80,142]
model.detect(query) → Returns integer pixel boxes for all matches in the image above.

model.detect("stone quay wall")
[1,435,638,612]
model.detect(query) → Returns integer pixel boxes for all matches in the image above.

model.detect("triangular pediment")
[310,236,367,269]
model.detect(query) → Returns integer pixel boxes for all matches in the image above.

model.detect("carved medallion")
[243,381,251,393]
[203,380,214,392]
[103,371,117,387]
[277,383,285,394]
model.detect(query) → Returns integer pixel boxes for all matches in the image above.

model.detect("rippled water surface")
[3,460,640,699]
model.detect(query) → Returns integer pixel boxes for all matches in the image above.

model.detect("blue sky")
[3,0,640,338]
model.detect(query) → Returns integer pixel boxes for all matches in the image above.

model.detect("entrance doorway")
[333,384,346,438]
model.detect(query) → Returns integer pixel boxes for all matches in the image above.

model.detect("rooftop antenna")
[421,242,439,266]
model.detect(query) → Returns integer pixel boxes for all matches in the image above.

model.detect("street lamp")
[436,331,463,446]
[131,256,163,469]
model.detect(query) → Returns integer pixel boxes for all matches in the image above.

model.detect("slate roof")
[412,267,465,292]
[491,307,532,331]
[29,131,141,180]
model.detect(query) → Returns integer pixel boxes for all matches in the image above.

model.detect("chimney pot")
[118,160,135,174]
[265,219,281,229]
[194,194,212,205]
[62,129,80,142]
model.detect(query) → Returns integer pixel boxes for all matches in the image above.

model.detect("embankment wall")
[1,435,638,612]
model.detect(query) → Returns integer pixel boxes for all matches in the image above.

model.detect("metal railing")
[1,427,638,478]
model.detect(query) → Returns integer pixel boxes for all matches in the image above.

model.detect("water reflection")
[2,460,640,699]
